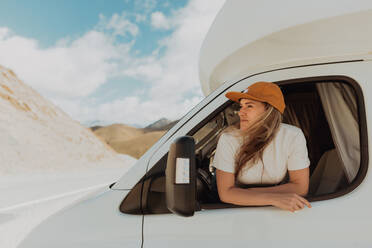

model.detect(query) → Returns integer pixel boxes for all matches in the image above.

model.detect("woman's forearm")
[219,186,312,211]
[248,182,308,196]
[220,187,276,206]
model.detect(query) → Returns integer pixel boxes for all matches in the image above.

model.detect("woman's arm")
[247,167,310,196]
[216,169,311,212]
[216,169,274,206]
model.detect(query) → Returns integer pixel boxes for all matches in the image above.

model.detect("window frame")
[120,75,368,214]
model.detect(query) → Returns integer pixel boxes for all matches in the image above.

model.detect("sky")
[0,0,225,127]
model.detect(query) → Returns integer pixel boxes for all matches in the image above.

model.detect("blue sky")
[0,0,183,51]
[0,0,225,127]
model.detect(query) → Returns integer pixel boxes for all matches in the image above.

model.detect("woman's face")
[238,98,266,124]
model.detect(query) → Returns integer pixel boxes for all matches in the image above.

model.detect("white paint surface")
[199,0,372,95]
[0,166,136,248]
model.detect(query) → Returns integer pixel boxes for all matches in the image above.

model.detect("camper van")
[20,1,372,247]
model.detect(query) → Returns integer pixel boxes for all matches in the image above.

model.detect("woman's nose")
[239,107,249,113]
[238,109,249,116]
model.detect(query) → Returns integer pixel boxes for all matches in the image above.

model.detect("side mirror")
[165,136,196,217]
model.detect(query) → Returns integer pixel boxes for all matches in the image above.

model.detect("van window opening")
[120,76,367,214]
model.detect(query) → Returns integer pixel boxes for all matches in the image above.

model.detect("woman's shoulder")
[219,127,242,143]
[278,123,305,138]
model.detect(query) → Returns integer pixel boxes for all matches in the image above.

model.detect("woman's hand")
[270,193,312,212]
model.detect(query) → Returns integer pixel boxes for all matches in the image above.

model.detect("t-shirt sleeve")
[212,133,236,173]
[287,129,311,171]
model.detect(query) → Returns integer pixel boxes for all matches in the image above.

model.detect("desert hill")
[108,130,166,159]
[143,117,178,132]
[0,65,133,174]
[91,118,178,159]
[94,123,144,143]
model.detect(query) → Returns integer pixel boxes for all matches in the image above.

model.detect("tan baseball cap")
[225,81,285,114]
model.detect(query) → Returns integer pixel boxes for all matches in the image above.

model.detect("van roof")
[199,0,372,96]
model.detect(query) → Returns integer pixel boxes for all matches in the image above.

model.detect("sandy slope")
[0,65,127,174]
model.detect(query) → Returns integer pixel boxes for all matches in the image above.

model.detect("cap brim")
[225,91,266,104]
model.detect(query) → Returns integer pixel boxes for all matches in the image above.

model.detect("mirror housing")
[165,136,196,217]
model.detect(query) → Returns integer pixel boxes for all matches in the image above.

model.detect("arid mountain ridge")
[90,118,179,159]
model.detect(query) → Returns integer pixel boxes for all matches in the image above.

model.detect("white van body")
[20,1,372,247]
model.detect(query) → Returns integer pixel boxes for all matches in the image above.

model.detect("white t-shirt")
[212,123,310,185]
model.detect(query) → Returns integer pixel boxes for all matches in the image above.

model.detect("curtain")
[316,82,360,183]
[283,91,328,174]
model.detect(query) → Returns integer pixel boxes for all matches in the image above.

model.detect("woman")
[213,81,312,212]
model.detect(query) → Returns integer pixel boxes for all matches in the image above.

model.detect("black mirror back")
[165,136,196,217]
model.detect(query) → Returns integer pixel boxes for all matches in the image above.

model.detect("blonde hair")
[219,102,282,180]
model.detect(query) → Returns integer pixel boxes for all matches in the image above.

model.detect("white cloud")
[0,0,226,127]
[63,94,203,127]
[151,11,171,30]
[0,27,11,39]
[98,13,139,37]
[134,14,147,23]
[0,29,131,98]
[92,0,227,126]
[122,0,226,104]
[83,0,226,126]
[135,0,157,14]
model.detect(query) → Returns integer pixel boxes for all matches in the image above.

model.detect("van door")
[142,62,371,247]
